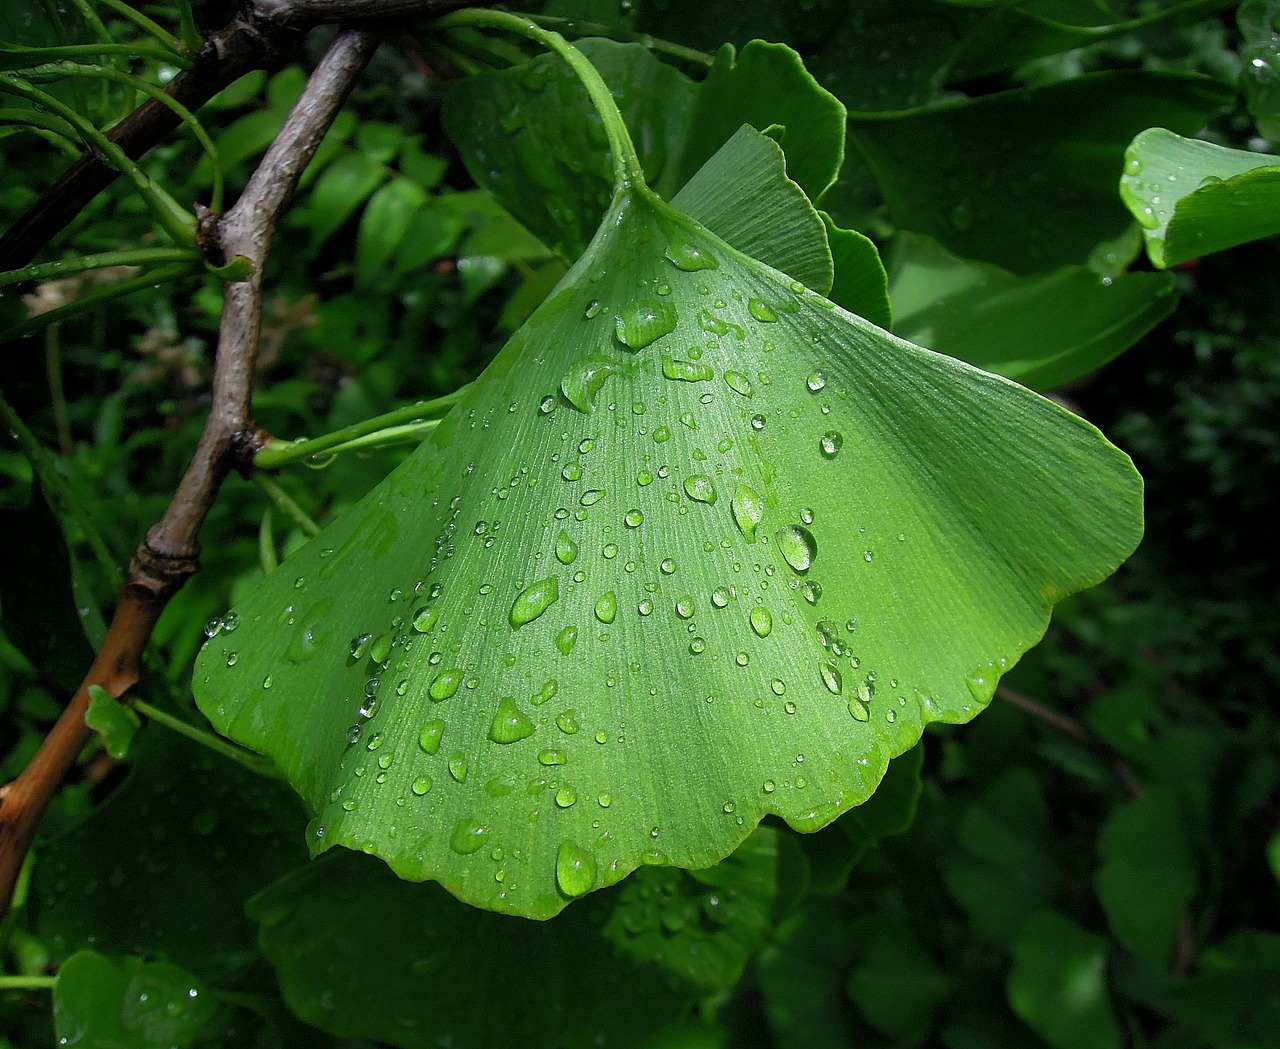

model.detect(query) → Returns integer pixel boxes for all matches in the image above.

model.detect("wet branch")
[0,27,380,919]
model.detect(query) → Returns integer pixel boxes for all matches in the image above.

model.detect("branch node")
[232,427,271,475]
[129,532,201,596]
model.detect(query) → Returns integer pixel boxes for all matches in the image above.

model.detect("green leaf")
[887,232,1176,390]
[673,41,846,203]
[670,124,833,293]
[84,685,140,760]
[195,175,1141,921]
[846,913,951,1045]
[33,733,305,981]
[1007,910,1121,1049]
[821,213,891,329]
[356,178,428,286]
[53,951,217,1049]
[1095,789,1197,967]
[1121,128,1280,268]
[850,71,1233,274]
[306,151,388,250]
[1239,0,1280,139]
[250,847,757,1049]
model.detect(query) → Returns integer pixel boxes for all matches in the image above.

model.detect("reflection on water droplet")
[819,431,843,459]
[616,301,678,349]
[510,576,560,628]
[556,840,598,897]
[711,587,731,608]
[625,509,644,528]
[489,697,535,744]
[683,475,717,505]
[675,595,694,619]
[806,371,826,393]
[776,525,817,573]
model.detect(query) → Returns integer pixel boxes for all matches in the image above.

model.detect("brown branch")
[0,27,380,920]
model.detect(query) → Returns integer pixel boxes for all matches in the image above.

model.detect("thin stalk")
[258,509,278,574]
[0,261,199,342]
[173,0,202,52]
[0,43,192,70]
[0,247,196,289]
[0,975,56,992]
[306,419,439,458]
[435,9,648,189]
[44,327,73,458]
[95,0,182,53]
[0,75,196,247]
[131,698,281,779]
[252,474,321,537]
[64,0,113,45]
[28,62,221,209]
[253,387,467,468]
[527,15,714,67]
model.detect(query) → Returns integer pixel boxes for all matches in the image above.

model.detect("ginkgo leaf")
[194,167,1140,918]
[194,26,1141,921]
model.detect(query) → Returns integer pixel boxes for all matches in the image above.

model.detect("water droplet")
[711,587,731,608]
[510,576,560,628]
[750,413,766,430]
[771,678,786,695]
[731,484,765,541]
[724,370,753,397]
[585,298,604,318]
[561,355,621,413]
[412,776,432,796]
[539,395,557,414]
[555,626,578,655]
[555,786,577,808]
[369,631,394,665]
[763,779,776,793]
[749,606,773,638]
[805,371,826,393]
[660,558,676,575]
[802,581,822,605]
[821,660,842,695]
[689,637,706,654]
[538,748,567,766]
[625,509,644,528]
[819,431,843,459]
[349,633,373,659]
[747,297,778,322]
[662,354,714,382]
[556,840,597,897]
[412,607,437,633]
[615,301,677,349]
[776,525,817,573]
[488,697,535,744]
[555,710,579,734]
[675,595,695,619]
[683,475,717,505]
[448,754,468,782]
[664,238,718,271]
[598,791,612,807]
[449,818,488,854]
[1123,153,1142,176]
[561,463,583,481]
[555,530,579,565]
[580,489,604,507]
[429,669,463,701]
[848,699,870,722]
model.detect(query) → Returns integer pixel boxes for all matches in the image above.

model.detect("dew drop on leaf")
[411,607,437,633]
[724,370,753,397]
[488,697,535,744]
[615,301,677,349]
[555,786,577,808]
[747,297,778,322]
[821,660,843,695]
[663,238,718,271]
[749,606,773,638]
[448,755,468,783]
[555,626,578,655]
[428,669,463,701]
[662,354,714,382]
[411,775,432,796]
[560,355,620,413]
[449,819,488,855]
[556,840,597,897]
[731,484,765,541]
[805,370,826,393]
[776,525,817,573]
[510,576,560,629]
[554,530,578,565]
[594,591,617,624]
[819,431,843,459]
[538,748,567,766]
[683,475,717,505]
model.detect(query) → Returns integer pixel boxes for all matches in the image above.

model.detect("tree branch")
[0,27,380,920]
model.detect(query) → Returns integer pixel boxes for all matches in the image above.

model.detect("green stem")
[0,247,197,289]
[302,419,439,459]
[131,699,282,779]
[0,74,196,247]
[95,0,183,53]
[0,42,191,69]
[527,15,714,68]
[65,0,114,45]
[44,327,73,458]
[173,0,202,53]
[29,62,221,209]
[435,9,647,189]
[252,474,321,538]
[0,261,199,342]
[258,508,279,574]
[0,975,56,992]
[253,387,467,469]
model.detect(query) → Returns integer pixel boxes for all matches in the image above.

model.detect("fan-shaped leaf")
[195,175,1140,920]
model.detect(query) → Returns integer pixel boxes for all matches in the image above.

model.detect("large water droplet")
[683,475,717,505]
[615,301,677,349]
[821,660,842,695]
[805,371,826,393]
[429,669,463,701]
[561,355,621,413]
[555,530,579,565]
[448,754,468,782]
[664,239,718,271]
[749,606,773,638]
[488,697,535,744]
[511,576,560,628]
[747,297,778,322]
[556,840,597,897]
[412,607,437,633]
[776,524,817,573]
[724,370,753,397]
[555,626,578,655]
[595,591,617,624]
[449,818,488,855]
[418,719,444,755]
[662,354,714,382]
[731,484,765,541]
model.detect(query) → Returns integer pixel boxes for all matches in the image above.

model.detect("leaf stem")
[258,509,279,574]
[251,474,321,538]
[526,15,714,68]
[0,247,196,288]
[131,698,282,779]
[95,0,183,53]
[0,42,192,69]
[253,387,467,469]
[435,9,647,189]
[0,975,56,992]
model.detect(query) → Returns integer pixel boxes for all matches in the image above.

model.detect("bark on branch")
[0,27,380,920]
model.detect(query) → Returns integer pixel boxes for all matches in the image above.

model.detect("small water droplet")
[555,710,579,734]
[747,298,778,322]
[711,587,731,608]
[555,786,577,808]
[749,606,773,638]
[538,748,567,766]
[510,576,560,628]
[821,660,842,695]
[349,633,373,659]
[664,238,718,271]
[724,370,753,397]
[625,509,644,528]
[675,595,695,619]
[731,484,765,541]
[689,637,706,654]
[662,354,714,382]
[819,431,843,459]
[555,626,578,655]
[595,591,617,624]
[555,530,579,565]
[805,371,826,393]
[561,355,621,413]
[412,607,437,633]
[683,475,717,505]
[429,669,463,701]
[411,776,432,796]
[448,754,468,782]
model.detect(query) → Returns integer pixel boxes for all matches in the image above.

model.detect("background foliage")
[0,0,1277,1047]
